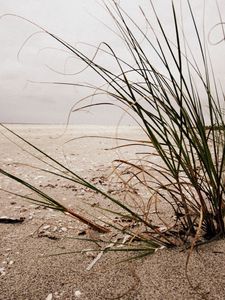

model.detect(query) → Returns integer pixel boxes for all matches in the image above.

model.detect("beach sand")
[1,124,225,300]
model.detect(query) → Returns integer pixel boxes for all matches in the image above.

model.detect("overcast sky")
[0,0,225,125]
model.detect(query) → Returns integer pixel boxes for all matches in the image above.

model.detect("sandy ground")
[1,124,225,300]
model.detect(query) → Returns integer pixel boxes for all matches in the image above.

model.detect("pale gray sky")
[0,1,224,125]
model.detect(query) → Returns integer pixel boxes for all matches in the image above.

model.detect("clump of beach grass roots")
[1,0,225,257]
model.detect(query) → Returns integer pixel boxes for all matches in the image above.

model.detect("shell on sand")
[0,124,225,300]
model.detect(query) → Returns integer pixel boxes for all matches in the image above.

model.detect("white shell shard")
[74,290,82,298]
[0,267,6,276]
[45,293,53,300]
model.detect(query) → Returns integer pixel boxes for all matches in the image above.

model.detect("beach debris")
[45,293,53,300]
[91,175,107,185]
[54,291,65,298]
[86,251,104,271]
[0,255,15,276]
[59,226,67,233]
[19,207,28,213]
[157,226,168,232]
[107,188,117,195]
[35,175,45,180]
[154,245,166,253]
[78,229,87,236]
[0,267,6,276]
[113,216,133,223]
[91,201,99,207]
[85,250,95,258]
[38,231,60,240]
[116,234,131,247]
[37,224,60,240]
[62,183,77,191]
[65,208,110,233]
[36,223,69,240]
[52,226,58,232]
[74,290,82,298]
[28,212,35,220]
[112,216,137,230]
[85,232,134,271]
[0,216,25,224]
[42,225,51,230]
[86,239,118,271]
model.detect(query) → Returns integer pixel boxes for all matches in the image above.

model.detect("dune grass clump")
[1,0,225,254]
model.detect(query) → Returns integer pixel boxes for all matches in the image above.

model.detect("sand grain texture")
[1,125,225,300]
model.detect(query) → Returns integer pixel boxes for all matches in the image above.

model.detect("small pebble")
[52,226,58,232]
[60,227,67,232]
[0,267,6,276]
[74,290,82,298]
[42,225,51,230]
[20,208,27,213]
